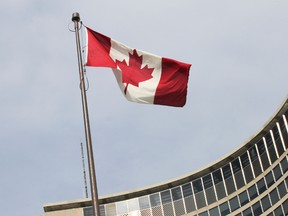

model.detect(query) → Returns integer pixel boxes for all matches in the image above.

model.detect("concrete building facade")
[40,98,288,216]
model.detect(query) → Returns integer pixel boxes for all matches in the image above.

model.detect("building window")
[223,164,236,195]
[260,194,271,211]
[127,199,139,212]
[184,195,196,213]
[219,202,230,216]
[194,191,206,209]
[265,133,278,163]
[249,146,262,177]
[182,182,195,213]
[241,152,254,183]
[106,203,117,216]
[203,174,216,204]
[273,124,285,155]
[279,117,288,149]
[232,158,245,189]
[269,188,280,205]
[248,184,258,201]
[282,199,288,215]
[213,169,223,184]
[193,179,207,209]
[209,206,219,216]
[192,179,203,193]
[161,190,172,204]
[203,174,213,189]
[162,193,174,216]
[213,169,226,200]
[239,190,249,206]
[273,164,282,181]
[117,201,128,215]
[242,207,252,216]
[198,211,208,216]
[252,201,262,215]
[150,193,161,207]
[173,200,185,216]
[257,139,270,170]
[182,183,192,197]
[277,181,287,199]
[229,196,240,212]
[256,178,267,195]
[222,164,232,179]
[265,171,275,188]
[205,186,217,205]
[139,196,150,210]
[100,206,105,216]
[249,145,258,162]
[274,205,284,216]
[280,157,288,173]
[83,207,94,216]
[171,187,182,201]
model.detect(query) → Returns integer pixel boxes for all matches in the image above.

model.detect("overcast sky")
[0,1,288,215]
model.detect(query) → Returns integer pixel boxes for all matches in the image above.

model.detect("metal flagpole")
[72,12,100,216]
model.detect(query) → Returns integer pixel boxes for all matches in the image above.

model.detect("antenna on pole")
[81,142,89,198]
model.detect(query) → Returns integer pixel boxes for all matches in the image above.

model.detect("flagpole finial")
[72,12,80,22]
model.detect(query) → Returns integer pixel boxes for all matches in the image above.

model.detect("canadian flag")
[85,27,191,107]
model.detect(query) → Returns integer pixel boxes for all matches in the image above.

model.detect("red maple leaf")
[116,49,154,94]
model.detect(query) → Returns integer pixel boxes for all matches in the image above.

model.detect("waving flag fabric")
[85,27,191,107]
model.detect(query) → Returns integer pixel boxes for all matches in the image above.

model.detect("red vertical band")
[154,58,191,107]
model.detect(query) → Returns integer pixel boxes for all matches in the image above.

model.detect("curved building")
[41,98,288,216]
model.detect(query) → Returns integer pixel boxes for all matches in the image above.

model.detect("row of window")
[96,153,287,216]
[162,115,288,210]
[266,199,288,216]
[88,155,286,216]
[198,165,288,216]
[83,113,288,216]
[240,184,288,216]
